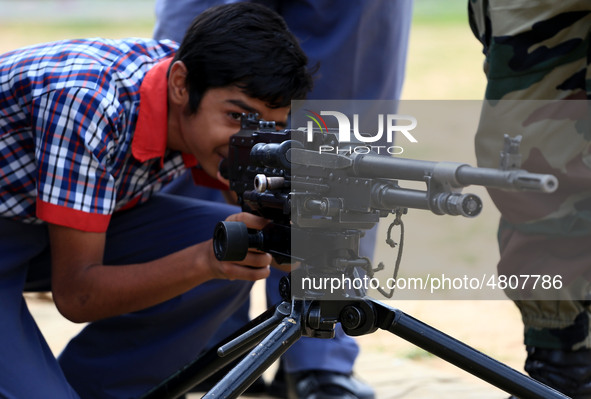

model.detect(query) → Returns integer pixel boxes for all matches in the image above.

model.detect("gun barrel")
[454,167,558,193]
[353,154,558,193]
[353,154,436,181]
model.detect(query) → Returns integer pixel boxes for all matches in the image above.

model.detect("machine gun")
[142,114,568,399]
[212,113,556,284]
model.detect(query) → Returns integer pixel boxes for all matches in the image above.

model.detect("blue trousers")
[0,194,255,398]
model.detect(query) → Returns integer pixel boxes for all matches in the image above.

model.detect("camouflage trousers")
[469,0,591,350]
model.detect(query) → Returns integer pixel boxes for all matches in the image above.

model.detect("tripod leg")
[140,304,284,399]
[202,302,304,399]
[218,302,291,357]
[369,299,570,399]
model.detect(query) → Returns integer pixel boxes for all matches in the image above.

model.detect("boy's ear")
[168,61,189,106]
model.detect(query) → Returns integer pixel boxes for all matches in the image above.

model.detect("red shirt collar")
[132,58,197,168]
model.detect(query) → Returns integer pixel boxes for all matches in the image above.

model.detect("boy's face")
[179,85,290,181]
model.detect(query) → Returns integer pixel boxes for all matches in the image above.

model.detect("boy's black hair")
[172,2,314,113]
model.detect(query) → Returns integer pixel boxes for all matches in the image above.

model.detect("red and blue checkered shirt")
[0,38,221,232]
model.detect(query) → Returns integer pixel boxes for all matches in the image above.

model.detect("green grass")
[1,20,154,39]
[0,20,155,54]
[413,0,470,25]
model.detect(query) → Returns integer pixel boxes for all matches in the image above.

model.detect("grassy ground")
[0,21,154,54]
[403,22,486,100]
[0,0,486,99]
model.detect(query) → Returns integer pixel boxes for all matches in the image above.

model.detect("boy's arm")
[49,212,271,323]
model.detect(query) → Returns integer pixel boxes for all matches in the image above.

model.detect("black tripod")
[141,272,570,399]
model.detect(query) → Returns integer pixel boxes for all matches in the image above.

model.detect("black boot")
[510,346,591,399]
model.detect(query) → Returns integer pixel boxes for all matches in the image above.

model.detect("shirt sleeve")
[32,86,120,232]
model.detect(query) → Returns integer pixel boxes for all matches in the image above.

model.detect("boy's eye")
[229,112,243,121]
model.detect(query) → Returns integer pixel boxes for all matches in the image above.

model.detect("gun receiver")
[214,114,558,262]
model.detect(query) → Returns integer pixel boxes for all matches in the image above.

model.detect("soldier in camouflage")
[469,1,591,398]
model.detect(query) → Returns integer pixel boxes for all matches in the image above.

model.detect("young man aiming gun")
[0,4,312,398]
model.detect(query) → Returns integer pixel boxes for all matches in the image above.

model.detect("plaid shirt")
[0,38,220,232]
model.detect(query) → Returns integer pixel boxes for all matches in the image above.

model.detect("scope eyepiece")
[213,221,250,261]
